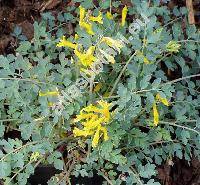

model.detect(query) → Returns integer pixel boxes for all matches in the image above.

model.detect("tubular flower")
[121,6,128,26]
[152,93,169,126]
[74,45,96,67]
[56,36,76,48]
[39,91,59,97]
[73,100,112,147]
[156,93,169,106]
[101,37,123,53]
[79,6,94,35]
[80,21,94,35]
[153,103,159,126]
[89,12,103,24]
[79,5,85,23]
[106,11,113,20]
[166,41,181,53]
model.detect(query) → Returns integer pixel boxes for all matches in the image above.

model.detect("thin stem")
[89,77,94,103]
[109,0,112,13]
[0,77,57,87]
[0,141,39,162]
[48,23,67,33]
[109,52,136,97]
[163,16,183,27]
[0,118,19,122]
[177,40,200,43]
[160,121,199,135]
[129,166,144,185]
[162,73,200,86]
[8,157,43,184]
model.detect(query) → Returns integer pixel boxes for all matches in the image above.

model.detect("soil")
[0,0,200,185]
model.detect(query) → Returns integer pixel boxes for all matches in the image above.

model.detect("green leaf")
[16,41,31,54]
[181,129,190,145]
[79,168,88,177]
[139,163,156,178]
[0,79,5,89]
[0,123,5,137]
[20,123,34,140]
[146,179,161,185]
[0,161,11,178]
[54,159,64,170]
[140,75,151,89]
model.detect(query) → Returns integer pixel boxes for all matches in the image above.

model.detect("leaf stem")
[160,121,199,135]
[109,52,136,97]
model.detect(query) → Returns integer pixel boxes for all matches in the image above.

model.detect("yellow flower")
[97,100,112,122]
[92,126,101,147]
[73,127,94,137]
[56,36,76,48]
[79,6,94,35]
[39,91,59,97]
[101,37,123,53]
[79,5,85,23]
[151,93,169,126]
[156,93,169,106]
[100,126,109,141]
[121,6,128,26]
[80,21,94,35]
[74,45,96,67]
[153,103,159,126]
[166,41,181,53]
[73,100,112,147]
[106,11,113,20]
[89,12,103,24]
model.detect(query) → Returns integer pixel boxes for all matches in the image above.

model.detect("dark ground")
[0,0,200,185]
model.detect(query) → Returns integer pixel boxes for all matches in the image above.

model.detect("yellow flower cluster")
[73,100,112,147]
[79,6,103,35]
[74,45,96,67]
[56,36,96,68]
[153,93,169,126]
[57,36,123,71]
[56,6,128,72]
